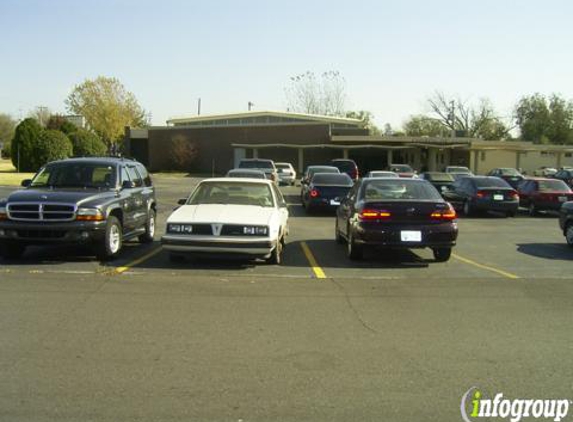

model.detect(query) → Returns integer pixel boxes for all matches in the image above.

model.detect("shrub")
[68,129,107,157]
[11,118,43,171]
[34,130,73,170]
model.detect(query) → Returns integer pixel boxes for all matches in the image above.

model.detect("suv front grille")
[7,203,77,222]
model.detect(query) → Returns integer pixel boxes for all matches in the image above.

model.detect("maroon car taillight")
[358,209,391,221]
[430,204,457,221]
[310,189,319,198]
[510,190,519,200]
[351,169,359,180]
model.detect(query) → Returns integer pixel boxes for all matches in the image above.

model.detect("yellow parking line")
[113,246,163,274]
[300,241,327,279]
[452,253,520,279]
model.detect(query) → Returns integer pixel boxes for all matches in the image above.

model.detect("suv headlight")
[76,208,105,221]
[243,226,268,236]
[168,223,193,234]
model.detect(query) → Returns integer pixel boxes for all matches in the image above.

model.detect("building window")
[566,153,572,158]
[481,151,486,161]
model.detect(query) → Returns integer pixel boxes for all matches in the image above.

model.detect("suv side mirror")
[177,198,187,205]
[122,180,135,189]
[21,179,32,187]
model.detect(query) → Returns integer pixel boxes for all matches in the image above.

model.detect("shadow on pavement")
[516,243,573,260]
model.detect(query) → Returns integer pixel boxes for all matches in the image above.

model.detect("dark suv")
[330,159,359,180]
[0,157,157,260]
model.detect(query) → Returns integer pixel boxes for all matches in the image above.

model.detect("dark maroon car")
[335,178,458,262]
[517,178,573,215]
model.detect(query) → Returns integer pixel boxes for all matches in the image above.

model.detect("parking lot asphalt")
[1,176,572,421]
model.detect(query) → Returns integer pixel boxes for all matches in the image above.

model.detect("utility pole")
[248,101,254,111]
[449,100,455,138]
[38,106,48,126]
[197,98,201,115]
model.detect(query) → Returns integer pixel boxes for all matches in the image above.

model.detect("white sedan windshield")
[188,182,275,207]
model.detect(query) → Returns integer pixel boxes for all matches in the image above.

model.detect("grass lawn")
[0,159,35,186]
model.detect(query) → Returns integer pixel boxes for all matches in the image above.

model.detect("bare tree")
[285,71,347,116]
[28,106,52,127]
[427,92,512,140]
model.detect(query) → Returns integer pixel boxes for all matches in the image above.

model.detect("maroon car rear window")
[538,180,571,192]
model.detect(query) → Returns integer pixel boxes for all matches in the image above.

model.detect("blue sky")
[1,0,572,129]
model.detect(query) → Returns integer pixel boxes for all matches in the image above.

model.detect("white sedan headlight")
[243,226,268,236]
[168,223,193,234]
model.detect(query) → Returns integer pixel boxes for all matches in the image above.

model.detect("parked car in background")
[517,178,573,216]
[275,162,296,186]
[335,178,458,262]
[237,158,278,183]
[418,172,456,194]
[226,169,267,179]
[487,168,525,188]
[300,165,340,185]
[533,166,557,177]
[365,170,399,178]
[330,159,359,180]
[443,176,519,217]
[0,157,157,260]
[559,201,573,246]
[161,178,289,264]
[301,173,353,212]
[552,168,573,187]
[388,164,417,178]
[445,166,472,174]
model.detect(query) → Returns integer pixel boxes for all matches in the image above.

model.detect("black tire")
[335,218,344,244]
[566,223,573,247]
[507,211,516,218]
[347,228,363,260]
[267,236,284,265]
[433,247,452,262]
[0,242,26,259]
[138,209,156,243]
[96,216,123,260]
[463,200,473,216]
[528,203,537,217]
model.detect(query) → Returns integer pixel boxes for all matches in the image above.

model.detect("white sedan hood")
[167,204,276,225]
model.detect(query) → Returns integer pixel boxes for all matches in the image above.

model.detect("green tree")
[11,118,44,171]
[345,110,380,135]
[515,94,573,144]
[403,115,446,137]
[68,129,107,156]
[285,71,346,116]
[0,113,17,158]
[34,130,73,169]
[65,76,148,146]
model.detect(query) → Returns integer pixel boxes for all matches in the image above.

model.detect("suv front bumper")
[0,220,107,244]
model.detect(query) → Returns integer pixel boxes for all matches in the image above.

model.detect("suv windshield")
[31,162,116,188]
[188,181,275,207]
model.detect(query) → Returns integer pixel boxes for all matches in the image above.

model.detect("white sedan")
[161,178,289,264]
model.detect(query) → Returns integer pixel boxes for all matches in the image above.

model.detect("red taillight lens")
[310,189,319,198]
[510,191,519,200]
[431,204,457,220]
[476,190,486,198]
[359,209,391,221]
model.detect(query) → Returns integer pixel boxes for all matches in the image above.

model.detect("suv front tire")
[96,216,123,260]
